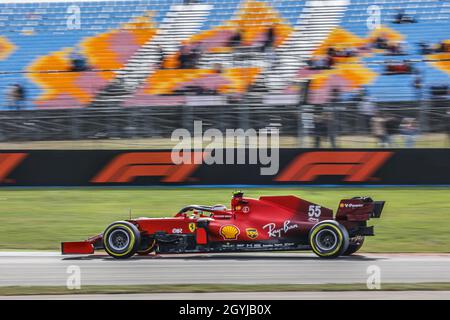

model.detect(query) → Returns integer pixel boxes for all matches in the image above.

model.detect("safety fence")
[0,102,449,148]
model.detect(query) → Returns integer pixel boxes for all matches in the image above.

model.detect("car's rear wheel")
[343,236,365,256]
[103,221,141,259]
[309,221,349,259]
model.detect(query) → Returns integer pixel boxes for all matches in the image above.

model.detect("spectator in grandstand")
[359,94,376,132]
[418,41,450,55]
[229,29,242,48]
[342,48,357,57]
[179,44,199,69]
[213,63,223,74]
[262,24,276,52]
[437,41,450,53]
[328,89,340,148]
[313,113,327,148]
[430,84,449,99]
[157,45,165,69]
[325,49,336,68]
[306,55,334,70]
[385,116,400,147]
[327,47,357,58]
[418,42,433,55]
[371,112,389,147]
[374,35,389,50]
[386,42,406,55]
[326,111,337,148]
[5,85,15,110]
[306,57,320,69]
[179,47,187,69]
[327,47,339,58]
[413,72,423,101]
[262,24,277,69]
[330,87,341,105]
[384,60,414,75]
[354,86,367,103]
[313,104,338,148]
[446,109,450,146]
[191,42,202,68]
[6,84,26,110]
[353,87,366,114]
[393,10,417,24]
[323,56,334,69]
[69,49,89,72]
[400,117,419,148]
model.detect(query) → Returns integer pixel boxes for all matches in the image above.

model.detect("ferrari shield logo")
[246,228,258,239]
[189,223,196,232]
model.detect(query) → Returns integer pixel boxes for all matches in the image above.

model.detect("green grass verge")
[0,187,449,252]
[1,283,450,296]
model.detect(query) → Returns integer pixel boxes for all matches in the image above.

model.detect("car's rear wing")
[371,201,385,218]
[335,197,385,237]
[336,197,385,222]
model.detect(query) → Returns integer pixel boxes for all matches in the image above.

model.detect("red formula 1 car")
[61,192,385,259]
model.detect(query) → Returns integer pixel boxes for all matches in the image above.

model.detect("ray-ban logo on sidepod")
[276,151,393,182]
[0,153,27,183]
[91,152,203,183]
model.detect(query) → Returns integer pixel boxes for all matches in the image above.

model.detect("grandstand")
[0,0,449,146]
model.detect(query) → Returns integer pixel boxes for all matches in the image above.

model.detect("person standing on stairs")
[262,23,277,69]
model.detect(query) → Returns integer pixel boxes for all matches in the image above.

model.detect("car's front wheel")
[103,221,141,259]
[309,221,349,259]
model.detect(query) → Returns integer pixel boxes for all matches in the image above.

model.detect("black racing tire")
[103,221,141,259]
[309,220,349,259]
[343,236,365,256]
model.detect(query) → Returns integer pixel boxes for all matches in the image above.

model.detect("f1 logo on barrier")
[276,151,393,182]
[0,153,27,183]
[91,152,203,183]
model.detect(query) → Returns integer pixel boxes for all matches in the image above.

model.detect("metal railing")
[0,100,449,148]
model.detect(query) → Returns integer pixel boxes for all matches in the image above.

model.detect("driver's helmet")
[212,204,227,211]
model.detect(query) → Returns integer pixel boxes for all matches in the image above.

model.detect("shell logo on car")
[220,225,240,240]
[246,228,258,239]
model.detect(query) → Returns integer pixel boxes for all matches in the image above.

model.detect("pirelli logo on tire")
[276,151,393,182]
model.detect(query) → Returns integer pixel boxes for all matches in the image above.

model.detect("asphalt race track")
[3,291,450,300]
[1,252,450,287]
